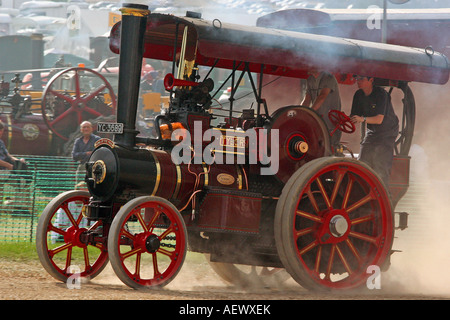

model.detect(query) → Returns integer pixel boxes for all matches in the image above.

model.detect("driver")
[301,69,342,150]
[350,75,399,186]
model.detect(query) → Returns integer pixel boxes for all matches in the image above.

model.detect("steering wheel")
[328,110,355,135]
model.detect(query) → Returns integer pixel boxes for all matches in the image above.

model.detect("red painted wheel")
[36,190,109,283]
[108,196,187,289]
[275,157,394,291]
[328,110,355,135]
[41,67,116,141]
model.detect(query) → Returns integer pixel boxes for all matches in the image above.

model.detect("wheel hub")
[316,210,350,244]
[64,226,88,248]
[329,215,349,237]
[145,234,161,253]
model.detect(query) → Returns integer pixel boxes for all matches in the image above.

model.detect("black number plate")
[97,122,124,134]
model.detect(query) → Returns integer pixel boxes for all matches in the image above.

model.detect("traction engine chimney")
[114,3,149,148]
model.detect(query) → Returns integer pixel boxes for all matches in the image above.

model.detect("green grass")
[0,242,39,262]
[0,241,208,264]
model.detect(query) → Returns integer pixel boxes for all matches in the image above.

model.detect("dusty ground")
[1,252,449,302]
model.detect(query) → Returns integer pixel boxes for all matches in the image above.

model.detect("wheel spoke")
[298,239,319,256]
[348,231,378,244]
[48,223,65,236]
[83,84,107,102]
[296,210,323,223]
[295,227,314,239]
[330,170,345,206]
[49,108,75,127]
[121,247,142,260]
[48,89,74,103]
[135,210,149,233]
[351,213,375,225]
[121,229,135,241]
[335,243,352,275]
[341,176,354,209]
[306,187,320,213]
[146,209,161,233]
[315,176,331,209]
[346,192,375,213]
[344,238,362,263]
[135,252,141,278]
[82,106,103,118]
[157,247,174,258]
[61,203,78,227]
[325,244,337,280]
[50,242,72,256]
[83,247,90,271]
[314,245,322,273]
[74,70,81,98]
[159,226,174,240]
[65,246,73,271]
[152,252,161,277]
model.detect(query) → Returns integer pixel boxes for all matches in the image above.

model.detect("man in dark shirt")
[72,121,100,187]
[72,121,100,165]
[350,76,399,186]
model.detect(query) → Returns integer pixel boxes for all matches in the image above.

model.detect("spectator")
[0,120,26,171]
[72,121,100,165]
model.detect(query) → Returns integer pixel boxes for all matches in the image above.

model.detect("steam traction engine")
[36,4,449,291]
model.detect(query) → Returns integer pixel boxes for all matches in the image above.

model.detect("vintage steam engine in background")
[36,4,449,291]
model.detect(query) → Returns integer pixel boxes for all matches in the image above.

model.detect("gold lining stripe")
[172,164,182,199]
[151,152,161,196]
[235,164,243,190]
[202,163,209,187]
[213,150,246,155]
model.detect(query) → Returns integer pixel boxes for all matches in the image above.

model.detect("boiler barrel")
[86,144,246,207]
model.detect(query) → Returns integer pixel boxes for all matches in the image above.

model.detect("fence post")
[29,165,37,243]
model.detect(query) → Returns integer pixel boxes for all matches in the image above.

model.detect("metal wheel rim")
[276,158,393,291]
[36,190,109,282]
[108,196,187,288]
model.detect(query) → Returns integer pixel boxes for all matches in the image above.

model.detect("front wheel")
[275,157,394,291]
[108,196,188,289]
[36,190,109,283]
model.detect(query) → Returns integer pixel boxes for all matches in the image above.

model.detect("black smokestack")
[114,3,149,148]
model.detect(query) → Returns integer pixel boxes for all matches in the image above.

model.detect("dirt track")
[1,252,450,302]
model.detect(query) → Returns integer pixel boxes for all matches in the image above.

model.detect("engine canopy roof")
[109,12,449,85]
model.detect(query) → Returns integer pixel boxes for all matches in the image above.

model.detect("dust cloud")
[382,81,450,297]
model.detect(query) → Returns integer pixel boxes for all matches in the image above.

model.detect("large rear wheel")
[275,157,394,291]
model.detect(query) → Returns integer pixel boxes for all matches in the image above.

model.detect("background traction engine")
[36,4,394,292]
